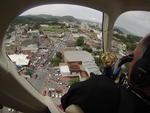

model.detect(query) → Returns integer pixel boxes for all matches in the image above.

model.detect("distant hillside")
[13,14,79,24]
[114,26,131,34]
[60,16,79,22]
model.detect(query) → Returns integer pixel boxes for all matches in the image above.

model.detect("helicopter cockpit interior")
[0,0,150,113]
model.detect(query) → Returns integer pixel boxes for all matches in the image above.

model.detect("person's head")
[101,52,117,67]
[128,34,150,97]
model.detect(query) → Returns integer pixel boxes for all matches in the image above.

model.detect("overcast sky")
[115,11,150,37]
[21,4,103,23]
[21,4,150,37]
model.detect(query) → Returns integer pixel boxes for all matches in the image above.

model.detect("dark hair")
[129,34,150,97]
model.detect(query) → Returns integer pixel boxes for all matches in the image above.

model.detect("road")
[28,32,72,94]
[28,68,49,93]
[4,26,72,112]
[46,32,71,64]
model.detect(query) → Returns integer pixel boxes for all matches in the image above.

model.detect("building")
[40,24,49,28]
[59,65,70,76]
[118,43,127,56]
[68,62,82,73]
[27,30,39,38]
[97,32,102,41]
[63,50,101,75]
[21,44,38,53]
[80,22,90,31]
[72,33,89,39]
[85,39,101,48]
[4,36,16,46]
[8,54,30,66]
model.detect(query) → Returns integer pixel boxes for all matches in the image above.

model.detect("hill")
[114,26,131,34]
[13,14,79,24]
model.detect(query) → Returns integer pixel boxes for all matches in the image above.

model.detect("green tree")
[95,52,104,70]
[113,33,140,51]
[56,52,63,59]
[94,57,100,66]
[26,68,34,76]
[51,57,61,66]
[33,23,40,29]
[113,33,140,44]
[126,42,137,51]
[83,46,93,53]
[69,78,79,86]
[76,36,85,46]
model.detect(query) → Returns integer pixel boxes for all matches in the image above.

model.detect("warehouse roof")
[64,51,94,62]
[8,54,30,66]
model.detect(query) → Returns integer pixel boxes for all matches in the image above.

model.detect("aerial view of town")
[3,4,143,112]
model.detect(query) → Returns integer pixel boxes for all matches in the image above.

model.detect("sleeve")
[61,75,121,113]
[61,82,88,110]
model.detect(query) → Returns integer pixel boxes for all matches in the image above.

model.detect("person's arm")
[61,74,120,113]
[65,104,84,113]
[61,81,87,111]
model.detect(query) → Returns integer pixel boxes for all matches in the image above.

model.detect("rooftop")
[59,65,70,76]
[64,50,94,62]
[8,54,30,66]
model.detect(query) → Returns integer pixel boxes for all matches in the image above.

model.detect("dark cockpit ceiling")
[0,0,150,44]
[1,0,150,26]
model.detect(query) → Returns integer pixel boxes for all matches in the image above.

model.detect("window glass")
[4,4,103,109]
